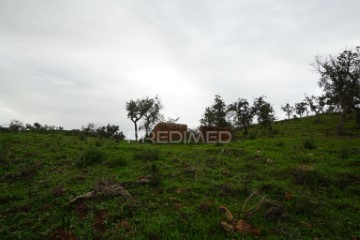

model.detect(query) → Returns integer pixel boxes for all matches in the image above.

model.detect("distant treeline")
[125,46,360,138]
[0,120,125,140]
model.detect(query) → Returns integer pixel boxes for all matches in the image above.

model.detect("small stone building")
[150,122,187,143]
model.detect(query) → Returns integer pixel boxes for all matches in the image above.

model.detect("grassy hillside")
[0,114,359,239]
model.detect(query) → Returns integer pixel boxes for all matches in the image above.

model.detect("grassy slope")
[0,114,359,239]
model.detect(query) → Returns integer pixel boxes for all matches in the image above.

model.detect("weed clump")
[148,163,162,187]
[133,149,160,161]
[274,141,285,147]
[261,199,285,220]
[76,148,106,167]
[94,141,102,147]
[79,133,87,141]
[291,168,331,188]
[3,166,38,182]
[303,138,316,150]
[338,148,350,159]
[218,182,242,196]
[103,155,127,167]
[0,144,7,166]
[290,195,320,215]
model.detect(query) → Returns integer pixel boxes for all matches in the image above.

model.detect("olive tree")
[281,103,294,120]
[126,96,163,141]
[140,96,164,137]
[305,95,326,122]
[252,96,275,131]
[228,98,253,134]
[312,46,360,134]
[200,95,229,127]
[294,101,308,118]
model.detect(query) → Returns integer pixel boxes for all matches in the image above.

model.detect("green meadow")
[0,114,359,239]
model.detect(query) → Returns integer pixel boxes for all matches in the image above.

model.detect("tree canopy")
[252,96,275,131]
[200,95,229,127]
[228,98,253,134]
[312,46,360,134]
[126,96,163,141]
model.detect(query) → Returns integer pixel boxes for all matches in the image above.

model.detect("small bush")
[274,141,285,147]
[291,195,320,215]
[3,167,38,182]
[248,131,257,140]
[151,163,163,187]
[133,149,160,161]
[76,148,106,167]
[355,108,360,129]
[303,138,316,150]
[218,182,242,196]
[291,168,331,188]
[338,148,350,159]
[0,145,7,165]
[261,199,286,220]
[79,133,87,141]
[103,156,127,167]
[269,129,279,137]
[94,141,102,147]
[143,162,162,187]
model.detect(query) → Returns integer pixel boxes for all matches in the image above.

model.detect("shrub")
[355,108,360,129]
[248,131,257,140]
[303,138,316,150]
[133,149,160,161]
[261,198,285,220]
[291,194,320,215]
[95,141,102,147]
[338,148,350,159]
[0,144,6,165]
[291,168,330,188]
[103,156,127,167]
[79,133,87,141]
[273,129,279,134]
[148,162,162,187]
[76,148,106,167]
[274,141,285,147]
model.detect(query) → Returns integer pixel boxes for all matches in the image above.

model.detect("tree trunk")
[144,117,150,138]
[336,109,346,135]
[145,123,150,138]
[134,122,138,141]
[242,121,248,135]
[314,111,321,123]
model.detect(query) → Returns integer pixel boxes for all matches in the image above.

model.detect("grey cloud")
[0,0,359,137]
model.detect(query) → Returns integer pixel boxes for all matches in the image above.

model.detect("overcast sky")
[1,0,359,138]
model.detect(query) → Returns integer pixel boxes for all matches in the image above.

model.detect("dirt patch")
[290,168,331,188]
[198,200,214,214]
[49,228,78,240]
[218,182,242,196]
[2,166,38,182]
[261,199,286,220]
[349,160,360,167]
[93,210,107,233]
[53,182,66,197]
[116,220,132,232]
[75,203,89,219]
[6,204,32,214]
[218,206,261,236]
[337,173,360,190]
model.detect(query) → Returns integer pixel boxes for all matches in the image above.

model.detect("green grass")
[0,114,359,239]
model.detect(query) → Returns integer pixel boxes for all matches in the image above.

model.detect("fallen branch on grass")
[68,176,156,205]
[69,183,135,205]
